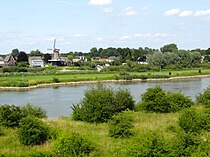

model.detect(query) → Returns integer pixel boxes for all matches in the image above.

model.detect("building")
[0,57,4,67]
[72,56,87,63]
[4,54,16,66]
[28,56,44,67]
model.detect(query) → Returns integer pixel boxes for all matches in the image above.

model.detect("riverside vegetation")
[1,84,210,156]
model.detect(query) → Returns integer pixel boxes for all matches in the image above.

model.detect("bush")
[196,87,210,107]
[53,132,95,157]
[0,104,23,127]
[170,132,210,157]
[114,89,135,112]
[179,108,210,133]
[0,126,4,136]
[166,92,194,112]
[126,131,170,156]
[18,116,49,145]
[72,84,115,123]
[21,104,47,118]
[72,84,135,123]
[108,112,134,138]
[139,86,194,113]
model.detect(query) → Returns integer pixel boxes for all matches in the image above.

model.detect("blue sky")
[0,0,210,54]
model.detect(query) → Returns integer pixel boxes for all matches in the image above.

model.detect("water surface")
[0,77,209,118]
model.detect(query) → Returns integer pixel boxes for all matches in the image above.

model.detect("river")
[0,77,210,118]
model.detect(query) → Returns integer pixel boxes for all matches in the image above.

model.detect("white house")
[28,56,44,67]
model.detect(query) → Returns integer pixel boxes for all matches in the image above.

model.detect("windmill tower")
[48,39,61,61]
[47,39,64,66]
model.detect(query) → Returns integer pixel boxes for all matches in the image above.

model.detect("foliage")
[126,131,170,157]
[179,108,210,133]
[139,86,194,113]
[166,91,194,112]
[114,89,135,112]
[72,84,135,123]
[20,104,47,118]
[18,115,49,145]
[52,77,60,83]
[72,84,115,123]
[53,132,95,157]
[108,112,134,138]
[196,87,210,107]
[17,51,28,63]
[0,126,4,136]
[0,104,23,127]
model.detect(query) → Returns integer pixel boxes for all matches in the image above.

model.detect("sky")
[0,0,210,54]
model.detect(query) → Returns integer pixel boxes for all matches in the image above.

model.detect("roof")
[0,57,4,61]
[28,56,42,61]
[4,54,16,62]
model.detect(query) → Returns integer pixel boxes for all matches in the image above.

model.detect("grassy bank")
[1,105,209,156]
[0,110,179,156]
[0,68,210,88]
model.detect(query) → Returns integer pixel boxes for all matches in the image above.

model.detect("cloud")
[89,0,112,6]
[123,7,138,16]
[179,10,193,17]
[154,33,169,38]
[164,8,180,16]
[57,0,73,5]
[120,35,130,40]
[194,9,210,16]
[103,7,113,13]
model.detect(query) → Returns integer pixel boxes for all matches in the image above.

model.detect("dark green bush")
[196,87,210,107]
[0,105,23,127]
[109,112,134,138]
[114,89,135,112]
[139,86,194,113]
[28,151,53,157]
[18,116,49,145]
[72,84,115,123]
[166,91,194,112]
[72,84,135,123]
[21,104,47,118]
[170,132,210,157]
[53,132,95,157]
[0,126,4,136]
[126,131,170,157]
[52,77,60,83]
[179,108,210,133]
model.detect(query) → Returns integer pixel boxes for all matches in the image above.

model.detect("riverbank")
[1,74,210,91]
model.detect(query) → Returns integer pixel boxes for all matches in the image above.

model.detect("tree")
[147,51,165,70]
[17,51,28,63]
[90,47,98,57]
[30,49,43,56]
[43,53,51,63]
[160,43,178,53]
[11,49,19,58]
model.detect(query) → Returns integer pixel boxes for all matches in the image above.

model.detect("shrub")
[53,132,95,157]
[179,108,210,133]
[18,116,49,145]
[21,104,47,118]
[52,77,60,83]
[114,89,135,112]
[0,104,23,127]
[108,112,134,138]
[170,132,209,157]
[72,84,135,123]
[196,87,210,107]
[140,86,170,112]
[0,126,4,136]
[166,92,194,112]
[139,86,194,113]
[126,131,170,156]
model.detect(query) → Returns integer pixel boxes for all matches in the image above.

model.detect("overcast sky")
[0,0,210,54]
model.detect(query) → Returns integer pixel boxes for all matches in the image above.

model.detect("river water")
[0,77,210,118]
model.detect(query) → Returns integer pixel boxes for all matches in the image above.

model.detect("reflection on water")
[0,77,209,118]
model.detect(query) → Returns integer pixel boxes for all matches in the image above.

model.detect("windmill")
[47,39,64,66]
[47,39,61,61]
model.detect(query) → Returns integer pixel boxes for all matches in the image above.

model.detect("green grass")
[0,68,210,87]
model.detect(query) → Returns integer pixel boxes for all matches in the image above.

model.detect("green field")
[0,68,210,87]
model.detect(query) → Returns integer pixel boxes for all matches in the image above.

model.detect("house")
[4,54,16,66]
[0,57,4,67]
[72,56,87,63]
[107,56,117,63]
[28,56,44,67]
